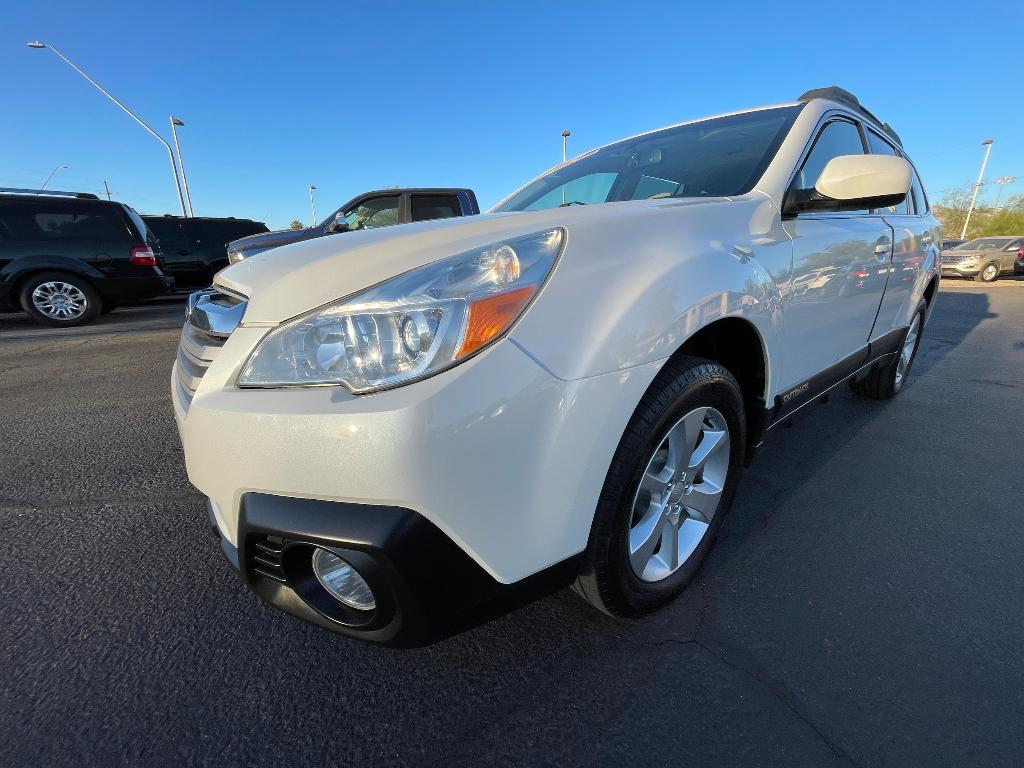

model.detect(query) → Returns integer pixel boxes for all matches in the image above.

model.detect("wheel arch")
[4,257,105,303]
[668,316,770,463]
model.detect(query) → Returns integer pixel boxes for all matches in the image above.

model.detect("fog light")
[311,548,375,611]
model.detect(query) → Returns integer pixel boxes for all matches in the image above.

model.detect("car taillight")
[1017,246,1024,261]
[130,246,157,266]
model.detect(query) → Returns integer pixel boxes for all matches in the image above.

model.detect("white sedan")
[173,86,940,644]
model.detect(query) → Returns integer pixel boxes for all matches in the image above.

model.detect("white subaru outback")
[173,87,940,645]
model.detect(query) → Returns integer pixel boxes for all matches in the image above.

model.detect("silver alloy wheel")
[894,313,921,389]
[628,406,731,582]
[981,264,998,281]
[31,281,88,320]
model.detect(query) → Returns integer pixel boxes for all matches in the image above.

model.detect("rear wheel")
[574,356,745,617]
[18,271,101,327]
[975,262,999,282]
[853,302,925,399]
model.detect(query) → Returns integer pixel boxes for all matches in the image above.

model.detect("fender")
[511,195,788,401]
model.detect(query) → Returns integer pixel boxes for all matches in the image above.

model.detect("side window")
[910,169,928,215]
[145,219,189,251]
[631,175,682,200]
[411,195,460,222]
[0,203,130,242]
[344,196,400,230]
[795,120,865,193]
[865,130,908,214]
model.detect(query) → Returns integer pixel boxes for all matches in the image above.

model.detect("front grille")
[174,287,246,413]
[175,322,225,411]
[249,535,287,582]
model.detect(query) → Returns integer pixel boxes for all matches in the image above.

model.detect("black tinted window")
[910,169,928,214]
[190,219,267,245]
[796,120,865,191]
[411,195,460,222]
[866,130,897,156]
[0,202,129,242]
[144,218,189,250]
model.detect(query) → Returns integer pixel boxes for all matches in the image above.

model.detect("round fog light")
[311,548,376,611]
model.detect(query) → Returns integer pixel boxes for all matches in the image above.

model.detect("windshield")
[495,106,800,212]
[955,238,1013,250]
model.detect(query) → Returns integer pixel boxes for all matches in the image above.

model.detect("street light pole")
[560,130,570,205]
[40,164,67,190]
[961,139,993,240]
[992,175,1016,210]
[170,117,195,217]
[27,40,187,216]
[309,185,318,226]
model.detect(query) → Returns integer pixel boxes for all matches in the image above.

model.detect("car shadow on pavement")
[911,288,993,377]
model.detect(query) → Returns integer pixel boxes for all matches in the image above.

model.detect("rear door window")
[0,202,131,241]
[410,195,461,222]
[144,218,189,251]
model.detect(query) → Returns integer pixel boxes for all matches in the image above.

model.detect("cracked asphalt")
[1,280,1023,767]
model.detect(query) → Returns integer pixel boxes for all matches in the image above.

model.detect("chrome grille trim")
[175,287,247,414]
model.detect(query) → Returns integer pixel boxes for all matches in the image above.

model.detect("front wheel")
[19,271,101,327]
[574,356,746,617]
[975,263,999,282]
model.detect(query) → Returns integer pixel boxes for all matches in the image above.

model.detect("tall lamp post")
[560,130,571,205]
[992,175,1016,209]
[961,138,993,240]
[170,117,195,217]
[40,164,67,190]
[27,40,187,216]
[309,185,318,226]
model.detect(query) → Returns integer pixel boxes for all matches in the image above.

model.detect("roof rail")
[0,187,101,200]
[797,86,903,148]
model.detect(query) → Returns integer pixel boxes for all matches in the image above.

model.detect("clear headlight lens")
[237,229,564,392]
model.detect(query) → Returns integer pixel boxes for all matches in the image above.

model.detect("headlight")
[237,228,564,392]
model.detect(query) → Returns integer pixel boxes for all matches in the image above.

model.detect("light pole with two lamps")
[27,40,187,216]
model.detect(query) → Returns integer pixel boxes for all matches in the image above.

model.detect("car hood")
[215,198,727,324]
[944,249,994,259]
[228,227,322,254]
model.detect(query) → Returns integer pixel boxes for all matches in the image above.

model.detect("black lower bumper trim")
[209,493,579,646]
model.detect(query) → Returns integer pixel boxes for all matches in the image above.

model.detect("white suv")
[173,87,940,645]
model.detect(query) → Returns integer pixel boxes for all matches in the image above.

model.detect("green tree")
[289,220,303,229]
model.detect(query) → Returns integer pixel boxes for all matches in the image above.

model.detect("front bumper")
[173,327,663,637]
[940,263,980,278]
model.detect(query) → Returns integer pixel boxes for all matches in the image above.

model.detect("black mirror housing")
[784,188,908,216]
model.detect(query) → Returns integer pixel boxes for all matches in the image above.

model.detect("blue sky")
[3,1,1022,230]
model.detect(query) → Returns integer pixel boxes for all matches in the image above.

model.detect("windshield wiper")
[558,200,587,207]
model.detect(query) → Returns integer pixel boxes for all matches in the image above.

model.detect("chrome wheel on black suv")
[19,271,100,327]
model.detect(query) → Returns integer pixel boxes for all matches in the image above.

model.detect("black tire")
[18,271,101,328]
[853,301,926,400]
[974,263,999,283]
[573,355,746,618]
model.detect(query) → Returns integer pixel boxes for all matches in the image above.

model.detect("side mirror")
[326,213,349,234]
[786,154,911,215]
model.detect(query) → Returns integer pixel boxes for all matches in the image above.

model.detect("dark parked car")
[941,238,967,250]
[142,215,268,290]
[0,188,172,327]
[226,188,479,264]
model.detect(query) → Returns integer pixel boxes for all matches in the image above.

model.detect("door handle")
[874,236,892,261]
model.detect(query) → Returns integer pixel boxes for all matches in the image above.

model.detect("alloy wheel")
[628,406,730,582]
[895,313,921,389]
[31,281,88,320]
[982,264,998,281]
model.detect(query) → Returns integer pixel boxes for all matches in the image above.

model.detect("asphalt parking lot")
[2,279,1022,767]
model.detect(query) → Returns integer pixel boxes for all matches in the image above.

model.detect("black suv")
[0,189,172,327]
[142,215,268,290]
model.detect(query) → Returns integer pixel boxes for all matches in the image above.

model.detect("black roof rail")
[797,86,903,148]
[0,187,101,200]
